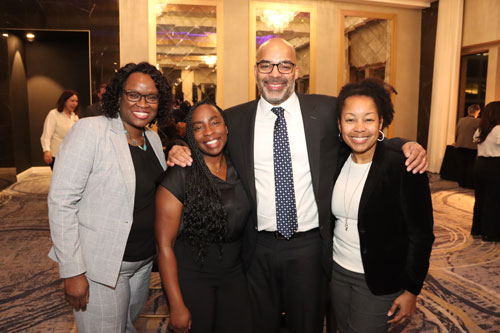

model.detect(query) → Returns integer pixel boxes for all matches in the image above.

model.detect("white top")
[331,155,372,273]
[474,125,500,157]
[253,93,318,232]
[40,108,79,157]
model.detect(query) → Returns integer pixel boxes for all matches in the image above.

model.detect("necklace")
[208,155,226,176]
[343,154,371,231]
[124,129,147,151]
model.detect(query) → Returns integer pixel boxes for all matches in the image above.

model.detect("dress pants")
[73,257,153,333]
[472,156,500,241]
[328,261,402,333]
[247,229,327,333]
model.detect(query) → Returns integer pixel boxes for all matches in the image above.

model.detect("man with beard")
[167,38,428,332]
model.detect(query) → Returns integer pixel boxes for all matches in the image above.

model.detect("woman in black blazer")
[328,78,434,332]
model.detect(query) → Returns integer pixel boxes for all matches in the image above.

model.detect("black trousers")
[456,148,477,188]
[247,229,327,333]
[472,156,500,241]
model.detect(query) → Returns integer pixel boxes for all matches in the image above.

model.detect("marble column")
[119,0,156,65]
[427,0,464,173]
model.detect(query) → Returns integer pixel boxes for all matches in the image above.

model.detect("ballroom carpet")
[0,170,498,332]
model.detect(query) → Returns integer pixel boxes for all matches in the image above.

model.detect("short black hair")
[337,78,396,129]
[56,90,78,112]
[101,62,172,125]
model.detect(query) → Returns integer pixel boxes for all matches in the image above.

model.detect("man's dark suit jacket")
[224,93,339,276]
[333,141,434,296]
[80,102,103,118]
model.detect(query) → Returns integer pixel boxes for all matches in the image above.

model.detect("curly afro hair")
[337,78,397,129]
[101,62,172,125]
[179,101,228,263]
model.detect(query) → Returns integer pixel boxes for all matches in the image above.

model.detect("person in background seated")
[455,104,481,188]
[40,90,79,169]
[47,62,171,332]
[156,102,252,333]
[328,78,434,333]
[471,101,500,242]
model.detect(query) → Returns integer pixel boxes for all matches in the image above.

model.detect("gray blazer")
[48,115,166,287]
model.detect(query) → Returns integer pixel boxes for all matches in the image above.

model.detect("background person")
[155,102,252,333]
[329,78,434,332]
[47,62,171,332]
[80,83,107,118]
[471,101,500,242]
[455,104,481,188]
[40,90,79,169]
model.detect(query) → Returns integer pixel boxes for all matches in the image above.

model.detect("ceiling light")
[259,9,296,33]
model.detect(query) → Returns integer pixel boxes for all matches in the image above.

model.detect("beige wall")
[119,0,422,139]
[462,0,500,47]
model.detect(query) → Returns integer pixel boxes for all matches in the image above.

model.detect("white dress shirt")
[253,93,319,232]
[474,126,500,157]
[40,108,79,157]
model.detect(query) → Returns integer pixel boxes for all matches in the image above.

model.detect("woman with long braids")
[155,102,252,333]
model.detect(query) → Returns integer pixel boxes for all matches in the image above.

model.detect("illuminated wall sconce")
[258,9,296,33]
[26,32,35,41]
[2,33,8,38]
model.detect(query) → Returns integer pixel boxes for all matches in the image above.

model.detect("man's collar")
[258,92,298,114]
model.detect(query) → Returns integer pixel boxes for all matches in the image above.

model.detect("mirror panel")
[156,3,218,104]
[338,11,396,89]
[338,10,396,136]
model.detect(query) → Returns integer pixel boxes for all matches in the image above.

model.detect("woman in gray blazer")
[48,62,171,332]
[328,79,434,332]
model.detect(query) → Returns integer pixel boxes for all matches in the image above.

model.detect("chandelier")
[259,9,296,33]
[156,4,167,17]
[202,55,217,67]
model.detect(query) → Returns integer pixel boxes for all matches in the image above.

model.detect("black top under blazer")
[224,93,339,277]
[333,141,435,296]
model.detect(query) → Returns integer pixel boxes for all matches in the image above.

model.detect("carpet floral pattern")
[0,172,498,332]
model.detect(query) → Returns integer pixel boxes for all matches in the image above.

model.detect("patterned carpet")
[0,170,498,332]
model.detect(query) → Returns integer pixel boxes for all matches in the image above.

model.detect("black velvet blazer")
[333,141,435,295]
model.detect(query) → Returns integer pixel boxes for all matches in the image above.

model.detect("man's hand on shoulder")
[167,145,193,167]
[402,142,428,174]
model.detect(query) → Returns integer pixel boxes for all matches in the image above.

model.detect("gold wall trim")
[461,40,500,56]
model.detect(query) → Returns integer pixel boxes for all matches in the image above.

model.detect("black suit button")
[362,248,368,254]
[359,228,366,234]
